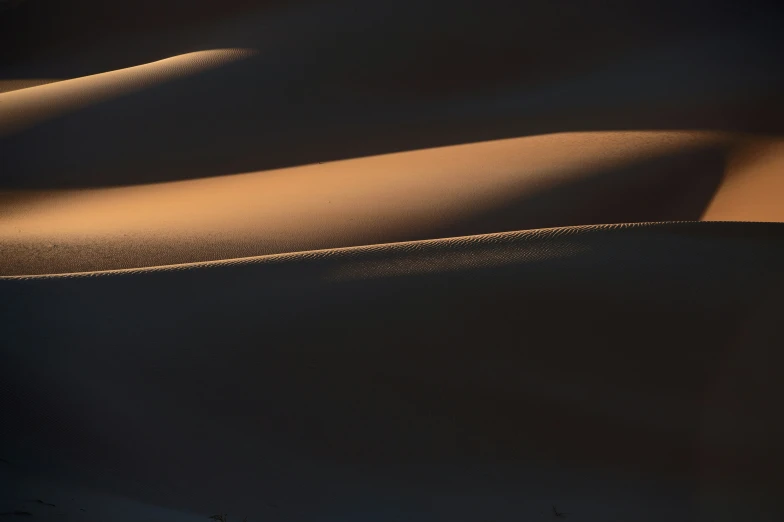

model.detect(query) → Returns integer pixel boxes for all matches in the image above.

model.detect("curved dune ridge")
[0,48,257,136]
[0,78,62,93]
[0,129,744,276]
[3,222,784,522]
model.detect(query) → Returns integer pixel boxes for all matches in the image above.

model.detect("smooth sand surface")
[3,127,783,276]
[703,138,784,222]
[2,1,782,190]
[1,1,781,277]
[3,223,784,522]
[0,78,61,93]
[1,2,781,271]
[1,1,783,520]
[0,49,256,136]
[0,130,733,275]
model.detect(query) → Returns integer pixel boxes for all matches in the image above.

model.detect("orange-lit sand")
[0,78,62,93]
[0,130,733,276]
[0,49,256,136]
[702,138,784,222]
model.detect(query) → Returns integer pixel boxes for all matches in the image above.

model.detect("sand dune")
[0,49,256,136]
[703,138,784,222]
[0,78,61,93]
[2,127,781,276]
[1,130,734,276]
[3,223,784,522]
[1,1,783,521]
[1,2,782,191]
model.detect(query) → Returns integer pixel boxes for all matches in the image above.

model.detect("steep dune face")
[703,139,784,222]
